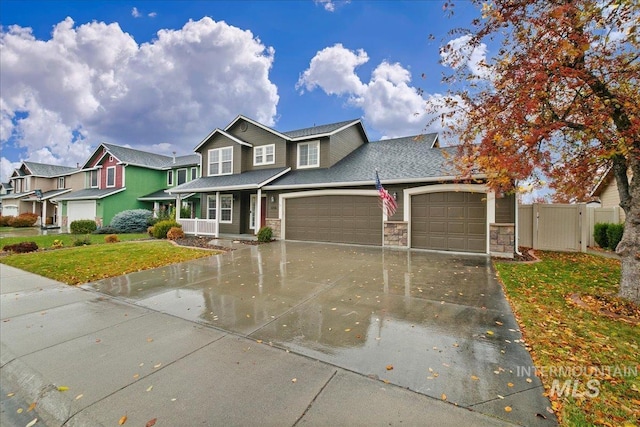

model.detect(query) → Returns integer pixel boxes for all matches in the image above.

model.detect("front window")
[207,196,216,220]
[167,170,174,186]
[297,141,319,168]
[254,144,275,166]
[90,170,98,188]
[220,194,233,223]
[208,147,233,176]
[106,166,116,187]
[58,177,65,189]
[177,169,187,185]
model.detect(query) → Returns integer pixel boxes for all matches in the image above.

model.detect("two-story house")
[54,143,200,227]
[168,115,517,257]
[1,162,79,227]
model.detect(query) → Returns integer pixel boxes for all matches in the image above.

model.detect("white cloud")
[440,35,490,79]
[148,12,157,18]
[0,17,279,167]
[0,157,21,183]
[298,44,463,140]
[314,0,351,12]
[131,7,141,18]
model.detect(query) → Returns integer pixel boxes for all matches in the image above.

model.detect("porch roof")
[54,188,125,201]
[23,188,72,201]
[138,189,196,201]
[167,167,290,193]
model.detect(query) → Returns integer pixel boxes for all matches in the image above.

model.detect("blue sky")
[0,0,486,182]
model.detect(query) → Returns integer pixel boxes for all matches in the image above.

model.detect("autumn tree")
[436,0,639,303]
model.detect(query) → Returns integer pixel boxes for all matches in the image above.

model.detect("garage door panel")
[411,192,486,253]
[67,201,96,225]
[286,196,382,245]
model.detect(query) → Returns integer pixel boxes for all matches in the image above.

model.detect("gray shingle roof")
[169,167,290,193]
[138,189,196,201]
[168,154,200,168]
[54,188,125,201]
[102,143,172,169]
[23,188,72,201]
[282,119,360,139]
[266,135,462,188]
[23,162,78,177]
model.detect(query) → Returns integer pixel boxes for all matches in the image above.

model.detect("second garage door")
[67,200,97,225]
[285,195,382,245]
[411,192,486,253]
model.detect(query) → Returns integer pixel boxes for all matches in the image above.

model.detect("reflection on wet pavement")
[85,241,554,425]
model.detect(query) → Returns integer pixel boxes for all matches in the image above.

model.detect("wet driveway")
[84,241,555,426]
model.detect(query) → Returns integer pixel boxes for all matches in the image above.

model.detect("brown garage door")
[411,192,486,253]
[285,195,382,245]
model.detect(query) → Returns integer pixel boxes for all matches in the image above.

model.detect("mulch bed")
[493,247,539,262]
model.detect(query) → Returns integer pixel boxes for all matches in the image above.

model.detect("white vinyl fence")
[518,203,623,252]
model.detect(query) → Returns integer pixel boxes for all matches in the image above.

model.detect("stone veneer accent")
[384,221,408,247]
[490,223,515,258]
[265,218,281,239]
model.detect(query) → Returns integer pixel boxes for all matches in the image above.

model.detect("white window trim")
[58,177,65,189]
[167,170,174,186]
[207,195,217,220]
[208,147,233,176]
[219,194,233,223]
[177,168,188,185]
[297,141,320,169]
[106,166,116,188]
[254,144,276,166]
[90,170,99,188]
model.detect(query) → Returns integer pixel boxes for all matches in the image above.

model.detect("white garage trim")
[279,189,380,240]
[403,183,495,254]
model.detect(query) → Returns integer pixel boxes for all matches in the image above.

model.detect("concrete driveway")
[84,240,555,426]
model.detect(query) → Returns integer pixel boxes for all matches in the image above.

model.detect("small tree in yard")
[110,209,153,233]
[435,1,639,303]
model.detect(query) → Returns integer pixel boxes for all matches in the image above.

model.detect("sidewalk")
[1,264,517,427]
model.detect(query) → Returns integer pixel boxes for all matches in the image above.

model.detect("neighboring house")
[591,167,633,222]
[0,162,78,227]
[54,143,200,228]
[168,115,516,256]
[0,182,13,212]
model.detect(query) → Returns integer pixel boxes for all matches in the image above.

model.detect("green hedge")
[593,223,609,249]
[70,219,97,234]
[152,220,181,239]
[606,223,624,251]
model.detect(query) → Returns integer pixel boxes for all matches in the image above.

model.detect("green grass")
[0,233,149,249]
[0,240,216,285]
[494,252,639,427]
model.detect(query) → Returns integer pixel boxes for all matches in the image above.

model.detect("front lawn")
[494,252,639,427]
[0,233,149,249]
[0,240,217,285]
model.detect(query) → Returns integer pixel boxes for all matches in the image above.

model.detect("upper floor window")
[254,144,275,166]
[208,147,233,176]
[191,167,197,180]
[167,170,174,186]
[106,166,116,187]
[177,168,187,185]
[58,177,65,189]
[90,170,99,188]
[297,141,320,169]
[24,178,30,191]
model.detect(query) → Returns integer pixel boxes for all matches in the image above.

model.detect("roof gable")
[19,161,78,177]
[194,128,253,152]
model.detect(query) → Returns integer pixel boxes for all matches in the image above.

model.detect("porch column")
[175,194,182,221]
[256,188,262,234]
[42,200,48,228]
[215,191,220,237]
[153,201,159,218]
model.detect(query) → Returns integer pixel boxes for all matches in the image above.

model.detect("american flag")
[375,171,397,217]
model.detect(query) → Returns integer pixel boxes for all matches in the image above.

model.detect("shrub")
[51,239,64,249]
[110,209,153,233]
[152,220,181,239]
[179,206,192,219]
[257,226,273,243]
[9,213,39,227]
[2,241,38,253]
[147,226,155,236]
[606,223,624,251]
[105,234,120,243]
[166,227,185,240]
[593,223,609,249]
[0,215,15,226]
[73,236,92,246]
[93,226,119,235]
[70,219,97,234]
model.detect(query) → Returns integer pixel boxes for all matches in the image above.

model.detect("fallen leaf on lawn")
[75,394,83,400]
[507,382,514,387]
[471,375,479,381]
[386,365,393,370]
[27,402,36,412]
[453,343,459,347]
[331,307,337,311]
[291,378,297,383]
[504,406,512,412]
[26,418,38,427]
[6,392,14,397]
[153,363,162,369]
[146,385,153,392]
[486,330,494,336]
[57,386,69,392]
[17,408,23,414]
[256,340,263,343]
[119,415,127,425]
[171,398,177,401]
[495,321,503,326]
[344,328,351,332]
[146,418,157,427]
[441,393,447,401]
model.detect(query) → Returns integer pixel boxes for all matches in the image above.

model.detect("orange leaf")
[441,393,447,400]
[27,402,36,412]
[386,365,393,371]
[119,415,127,425]
[505,406,512,412]
[146,418,157,427]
